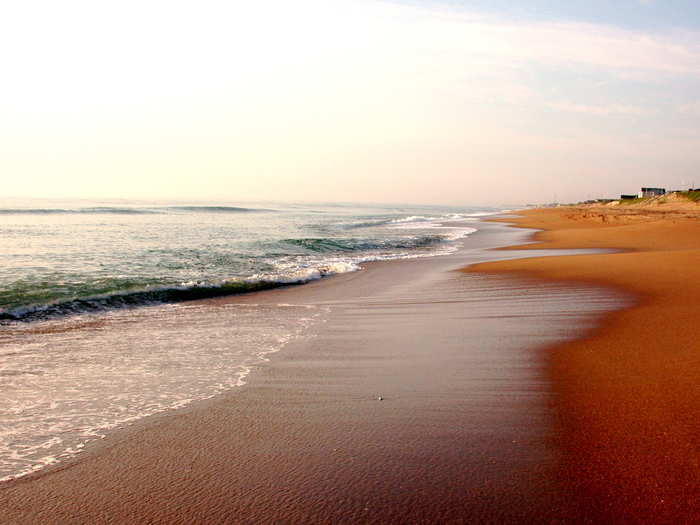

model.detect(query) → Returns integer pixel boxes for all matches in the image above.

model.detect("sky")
[2,0,700,206]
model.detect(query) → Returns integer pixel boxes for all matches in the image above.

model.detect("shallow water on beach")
[0,302,327,481]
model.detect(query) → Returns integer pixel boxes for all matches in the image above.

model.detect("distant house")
[620,194,637,200]
[639,187,666,198]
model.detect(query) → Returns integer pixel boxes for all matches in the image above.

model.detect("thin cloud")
[547,102,652,116]
[395,3,700,77]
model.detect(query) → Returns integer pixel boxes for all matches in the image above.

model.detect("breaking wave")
[282,235,444,253]
[0,280,293,323]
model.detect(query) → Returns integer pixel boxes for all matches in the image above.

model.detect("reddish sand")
[469,206,700,523]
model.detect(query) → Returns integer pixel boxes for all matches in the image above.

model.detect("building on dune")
[638,187,666,198]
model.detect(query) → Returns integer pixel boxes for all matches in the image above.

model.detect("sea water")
[0,199,496,481]
[0,200,491,320]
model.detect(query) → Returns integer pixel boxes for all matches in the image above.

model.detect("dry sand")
[469,205,700,523]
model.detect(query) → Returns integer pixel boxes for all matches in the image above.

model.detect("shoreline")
[469,206,700,522]
[2,221,525,485]
[0,218,628,523]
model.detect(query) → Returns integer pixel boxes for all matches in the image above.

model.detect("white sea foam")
[389,212,478,248]
[0,302,327,482]
[241,221,480,288]
[390,215,431,223]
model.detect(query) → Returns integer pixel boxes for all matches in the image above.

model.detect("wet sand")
[470,206,700,523]
[0,220,625,524]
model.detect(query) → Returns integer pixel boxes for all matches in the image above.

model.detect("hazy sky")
[3,0,700,205]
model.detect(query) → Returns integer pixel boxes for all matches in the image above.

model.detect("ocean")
[0,199,498,481]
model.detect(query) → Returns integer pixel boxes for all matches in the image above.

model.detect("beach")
[2,204,697,523]
[0,217,624,524]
